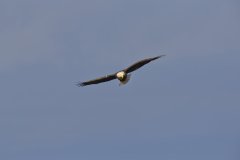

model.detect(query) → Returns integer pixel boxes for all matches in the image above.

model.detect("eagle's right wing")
[77,73,116,87]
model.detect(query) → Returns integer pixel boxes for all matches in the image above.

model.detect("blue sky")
[0,0,240,159]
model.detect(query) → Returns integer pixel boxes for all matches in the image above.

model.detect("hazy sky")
[1,0,240,159]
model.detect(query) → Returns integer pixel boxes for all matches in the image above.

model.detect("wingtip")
[156,55,166,59]
[152,55,166,60]
[76,82,85,87]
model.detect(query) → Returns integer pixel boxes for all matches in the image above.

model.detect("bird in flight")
[77,55,165,87]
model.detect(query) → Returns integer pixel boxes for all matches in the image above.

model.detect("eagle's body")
[77,55,165,87]
[116,71,131,86]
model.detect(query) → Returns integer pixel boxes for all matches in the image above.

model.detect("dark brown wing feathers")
[124,55,165,73]
[77,74,116,87]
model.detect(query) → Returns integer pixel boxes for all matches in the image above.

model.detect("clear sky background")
[1,0,240,159]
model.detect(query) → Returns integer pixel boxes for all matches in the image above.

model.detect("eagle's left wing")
[77,73,116,87]
[124,55,165,73]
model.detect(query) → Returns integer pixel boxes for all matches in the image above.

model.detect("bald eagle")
[77,55,165,87]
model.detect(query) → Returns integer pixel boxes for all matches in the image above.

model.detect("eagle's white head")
[116,71,130,86]
[116,71,126,80]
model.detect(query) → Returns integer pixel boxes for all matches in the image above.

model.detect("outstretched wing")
[124,55,165,73]
[77,74,116,87]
